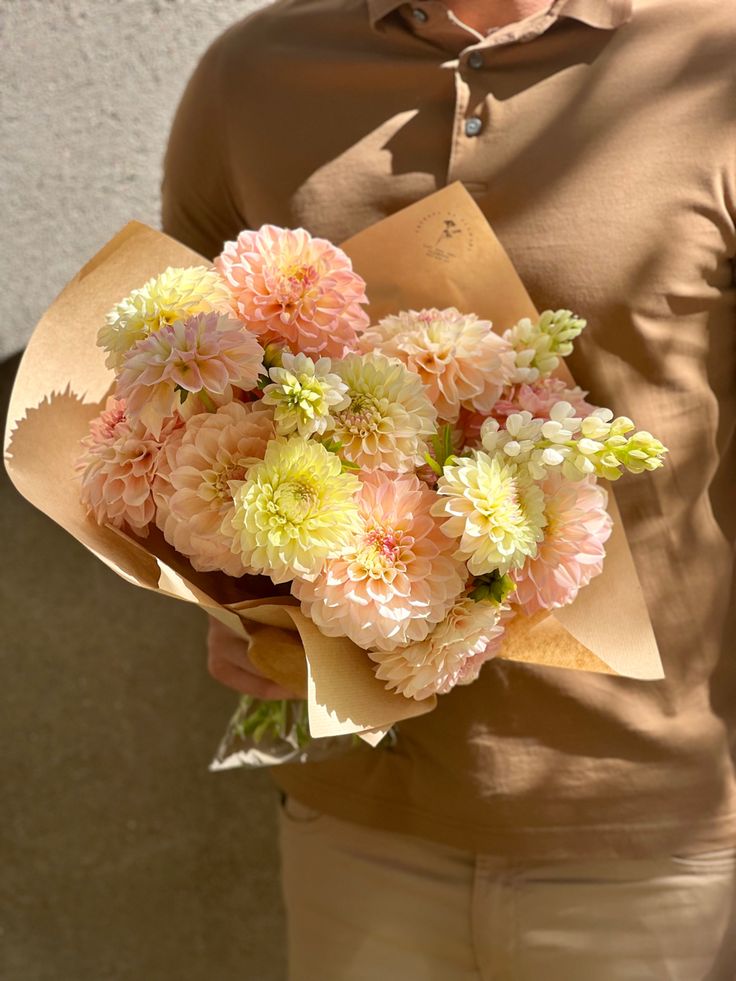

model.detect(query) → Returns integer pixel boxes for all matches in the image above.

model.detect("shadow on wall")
[1,354,286,981]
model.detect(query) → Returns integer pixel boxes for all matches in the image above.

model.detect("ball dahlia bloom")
[261,352,350,438]
[331,352,437,472]
[215,225,369,357]
[154,402,275,576]
[116,312,264,438]
[78,396,181,537]
[229,436,361,584]
[433,454,547,576]
[511,473,612,615]
[369,596,505,699]
[98,266,229,371]
[359,307,516,423]
[293,471,466,652]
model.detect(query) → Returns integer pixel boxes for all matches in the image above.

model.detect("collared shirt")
[162,0,736,858]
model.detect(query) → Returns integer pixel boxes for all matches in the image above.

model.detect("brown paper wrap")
[3,185,663,743]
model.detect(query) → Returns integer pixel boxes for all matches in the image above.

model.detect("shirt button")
[412,7,429,22]
[468,51,484,69]
[464,116,483,137]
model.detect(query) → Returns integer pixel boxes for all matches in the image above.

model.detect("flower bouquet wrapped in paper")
[4,184,666,767]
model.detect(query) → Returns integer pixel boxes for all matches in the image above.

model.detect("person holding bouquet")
[161,0,736,977]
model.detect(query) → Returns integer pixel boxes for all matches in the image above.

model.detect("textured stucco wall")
[2,4,289,980]
[1,0,270,361]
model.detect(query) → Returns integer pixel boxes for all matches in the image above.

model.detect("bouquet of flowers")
[4,184,667,766]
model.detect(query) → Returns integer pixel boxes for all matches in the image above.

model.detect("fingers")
[209,657,296,699]
[206,617,299,700]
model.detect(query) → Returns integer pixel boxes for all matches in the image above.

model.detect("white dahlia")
[261,352,349,438]
[331,352,437,471]
[433,454,547,576]
[293,471,466,651]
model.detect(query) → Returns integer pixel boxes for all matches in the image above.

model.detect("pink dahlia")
[293,471,467,652]
[454,605,515,686]
[116,312,264,438]
[493,378,596,423]
[511,473,612,615]
[369,596,505,700]
[154,402,274,576]
[78,396,181,537]
[457,408,487,448]
[359,307,516,422]
[215,225,369,357]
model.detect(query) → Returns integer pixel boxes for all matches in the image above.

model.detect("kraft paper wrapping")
[3,185,663,746]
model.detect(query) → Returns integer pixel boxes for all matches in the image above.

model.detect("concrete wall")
[2,4,288,979]
[1,0,270,360]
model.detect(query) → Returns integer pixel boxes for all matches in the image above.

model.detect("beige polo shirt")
[162,0,736,859]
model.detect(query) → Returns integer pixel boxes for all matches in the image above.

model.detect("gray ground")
[1,353,286,980]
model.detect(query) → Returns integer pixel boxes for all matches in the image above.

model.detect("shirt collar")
[367,0,633,32]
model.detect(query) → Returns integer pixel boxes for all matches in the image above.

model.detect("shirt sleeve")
[161,35,246,261]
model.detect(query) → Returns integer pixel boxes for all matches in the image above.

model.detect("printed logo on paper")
[415,211,475,263]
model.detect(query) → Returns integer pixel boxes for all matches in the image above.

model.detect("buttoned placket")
[401,3,568,194]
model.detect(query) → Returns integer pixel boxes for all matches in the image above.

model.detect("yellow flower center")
[355,527,407,580]
[272,479,319,525]
[213,464,248,502]
[339,393,383,436]
[267,262,319,309]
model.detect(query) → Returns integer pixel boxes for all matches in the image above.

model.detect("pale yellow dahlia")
[359,307,516,422]
[433,454,547,576]
[331,353,437,471]
[293,471,466,651]
[98,266,229,370]
[369,596,505,699]
[154,402,275,576]
[261,352,349,438]
[229,436,361,583]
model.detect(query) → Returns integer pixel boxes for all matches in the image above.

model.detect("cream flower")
[331,352,437,471]
[98,266,229,370]
[216,225,369,357]
[78,396,181,537]
[229,436,361,583]
[481,403,668,483]
[116,312,264,438]
[359,307,516,422]
[433,454,547,576]
[293,471,466,651]
[503,309,587,384]
[154,402,275,576]
[511,474,612,615]
[261,352,350,438]
[369,596,505,699]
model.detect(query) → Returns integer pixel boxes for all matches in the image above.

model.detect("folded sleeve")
[161,35,246,261]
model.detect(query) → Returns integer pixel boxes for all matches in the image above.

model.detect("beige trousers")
[279,798,736,981]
